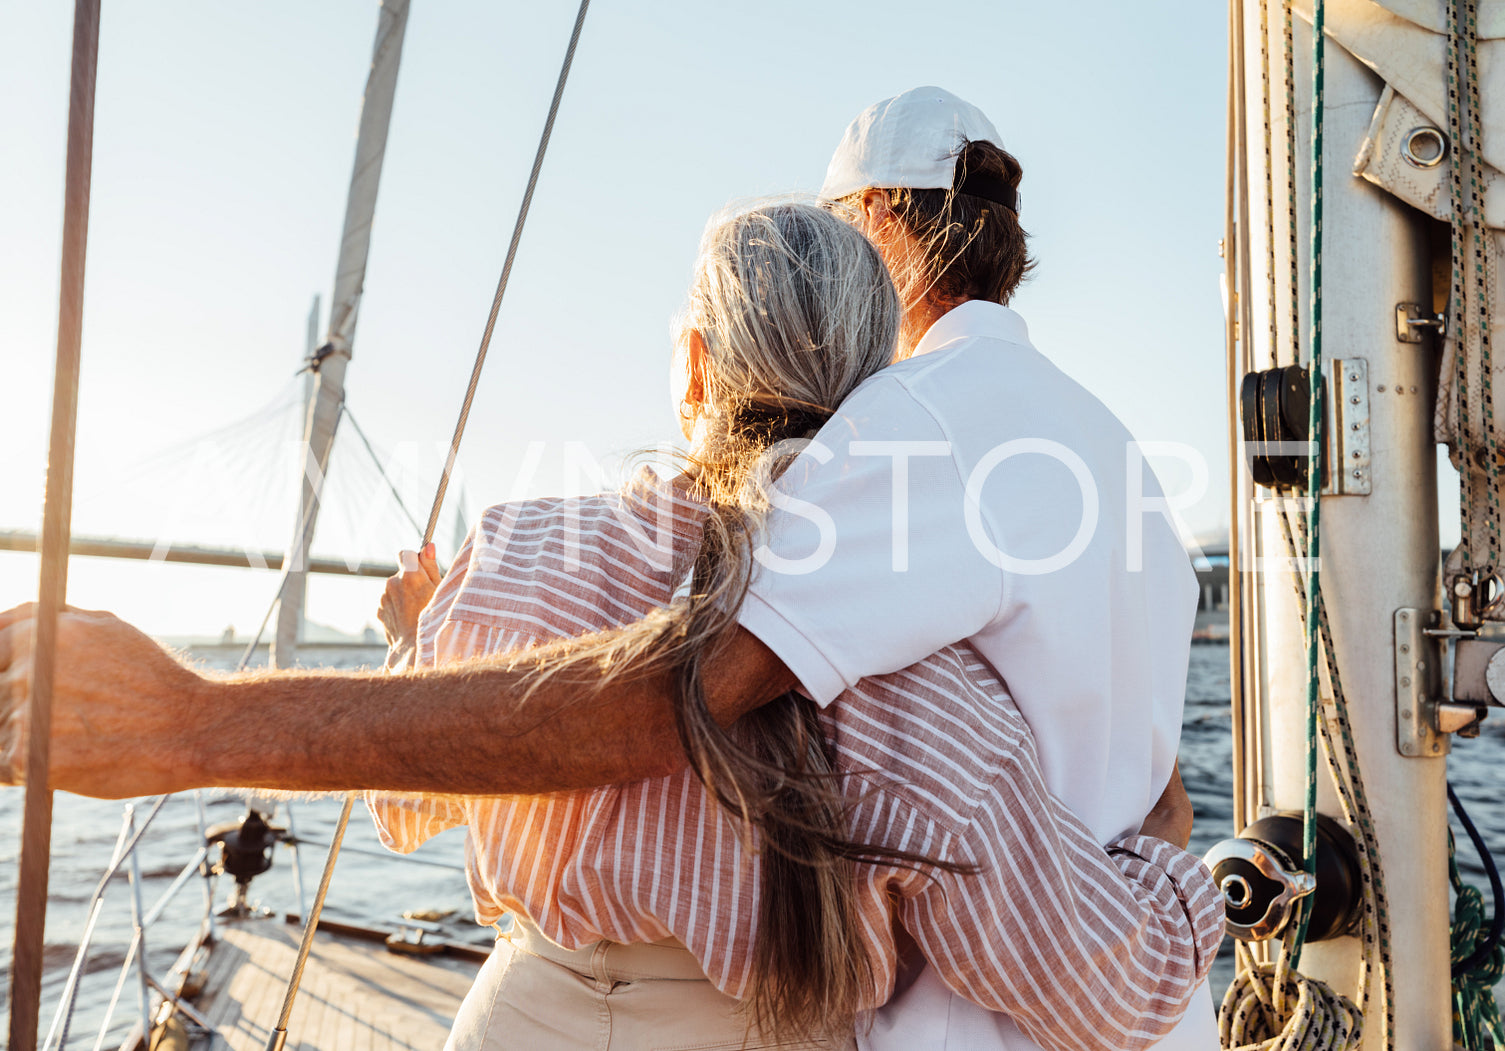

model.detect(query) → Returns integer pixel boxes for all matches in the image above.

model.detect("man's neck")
[896,295,972,361]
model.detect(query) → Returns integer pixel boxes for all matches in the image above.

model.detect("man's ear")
[685,329,709,406]
[857,188,896,237]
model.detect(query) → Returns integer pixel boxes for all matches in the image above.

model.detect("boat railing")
[41,792,465,1051]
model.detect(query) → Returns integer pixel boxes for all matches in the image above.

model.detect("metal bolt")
[1353,470,1362,479]
[1351,396,1361,404]
[1400,643,1410,653]
[1419,660,1427,670]
[1352,451,1361,459]
[1401,611,1410,620]
[1378,385,1387,392]
[1397,387,1405,395]
[1402,676,1412,687]
[1411,386,1418,393]
[1433,742,1442,753]
[1402,709,1412,719]
[1351,422,1360,431]
[1350,373,1359,381]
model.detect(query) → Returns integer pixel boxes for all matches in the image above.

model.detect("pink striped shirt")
[366,470,1222,1051]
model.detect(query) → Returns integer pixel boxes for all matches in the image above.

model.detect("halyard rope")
[1443,1,1505,1042]
[1447,0,1502,583]
[263,3,594,1048]
[1220,1,1397,1044]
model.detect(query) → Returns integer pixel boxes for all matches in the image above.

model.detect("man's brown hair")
[882,139,1034,305]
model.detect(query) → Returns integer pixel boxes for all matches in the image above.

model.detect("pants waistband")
[506,917,711,984]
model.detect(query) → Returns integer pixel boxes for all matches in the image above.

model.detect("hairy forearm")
[2,606,791,799]
[191,657,688,795]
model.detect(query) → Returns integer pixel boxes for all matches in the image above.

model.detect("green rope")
[1450,829,1505,1049]
[1292,0,1325,967]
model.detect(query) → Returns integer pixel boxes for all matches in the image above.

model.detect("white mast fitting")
[273,0,410,669]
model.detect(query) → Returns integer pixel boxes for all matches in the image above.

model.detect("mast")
[272,0,410,669]
[1229,1,1449,1044]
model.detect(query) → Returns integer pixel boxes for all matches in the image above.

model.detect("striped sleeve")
[897,754,1224,1051]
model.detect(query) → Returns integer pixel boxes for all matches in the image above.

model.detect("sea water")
[3,641,1503,1043]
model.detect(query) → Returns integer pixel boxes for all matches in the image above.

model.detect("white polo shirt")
[737,301,1217,1050]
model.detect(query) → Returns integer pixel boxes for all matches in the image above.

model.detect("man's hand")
[1,603,210,797]
[1140,761,1193,849]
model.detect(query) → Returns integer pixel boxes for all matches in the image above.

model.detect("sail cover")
[1293,0,1505,585]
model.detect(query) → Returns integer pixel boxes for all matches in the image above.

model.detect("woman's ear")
[685,329,709,407]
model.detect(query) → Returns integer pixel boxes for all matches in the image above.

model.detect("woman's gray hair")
[677,198,900,437]
[514,199,957,1043]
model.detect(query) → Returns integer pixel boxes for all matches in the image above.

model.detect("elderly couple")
[1,88,1223,1049]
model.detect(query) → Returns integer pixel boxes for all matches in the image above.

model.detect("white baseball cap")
[820,86,1008,204]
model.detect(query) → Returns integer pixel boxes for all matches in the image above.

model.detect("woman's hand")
[379,543,441,670]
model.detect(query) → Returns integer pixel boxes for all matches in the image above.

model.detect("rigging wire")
[421,0,594,547]
[340,403,425,539]
[262,3,595,1046]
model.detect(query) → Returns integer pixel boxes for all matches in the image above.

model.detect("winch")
[204,807,285,914]
[1203,812,1363,943]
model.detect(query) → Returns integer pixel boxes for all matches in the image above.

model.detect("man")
[1,88,1219,1047]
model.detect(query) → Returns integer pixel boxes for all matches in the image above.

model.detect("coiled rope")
[1448,784,1505,1048]
[1221,937,1361,1049]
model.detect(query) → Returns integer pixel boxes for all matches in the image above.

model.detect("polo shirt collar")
[911,300,1031,358]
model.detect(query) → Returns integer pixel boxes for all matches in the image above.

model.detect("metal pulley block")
[1241,365,1321,490]
[1240,360,1371,495]
[1203,812,1363,943]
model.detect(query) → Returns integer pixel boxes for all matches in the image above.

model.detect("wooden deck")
[177,915,481,1050]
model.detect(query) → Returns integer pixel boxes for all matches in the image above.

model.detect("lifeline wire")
[342,403,424,539]
[9,3,101,1048]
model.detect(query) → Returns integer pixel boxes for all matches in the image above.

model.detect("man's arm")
[901,761,1222,1051]
[0,604,793,799]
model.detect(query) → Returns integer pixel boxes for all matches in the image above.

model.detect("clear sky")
[4,0,1243,638]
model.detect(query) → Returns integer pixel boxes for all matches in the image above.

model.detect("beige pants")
[445,919,851,1051]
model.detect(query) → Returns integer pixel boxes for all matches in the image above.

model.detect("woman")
[370,200,1219,1051]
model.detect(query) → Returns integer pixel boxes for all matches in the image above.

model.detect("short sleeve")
[738,376,1006,705]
